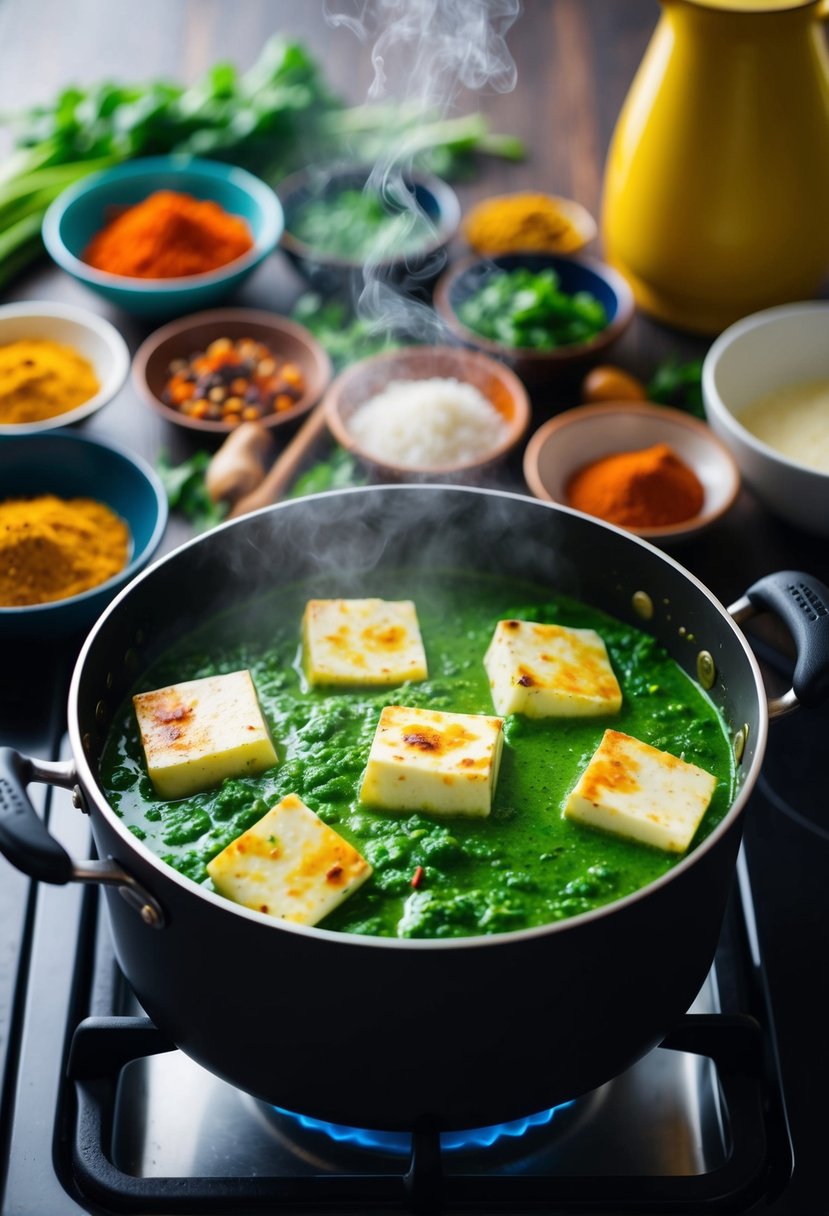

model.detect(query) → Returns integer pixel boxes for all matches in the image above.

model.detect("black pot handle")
[0,746,165,928]
[0,747,75,883]
[728,571,829,717]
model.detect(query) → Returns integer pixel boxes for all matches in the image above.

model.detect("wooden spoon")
[229,400,332,518]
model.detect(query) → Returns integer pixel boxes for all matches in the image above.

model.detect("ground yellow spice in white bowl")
[0,301,129,434]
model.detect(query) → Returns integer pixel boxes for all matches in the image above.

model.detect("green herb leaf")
[156,450,227,532]
[289,446,366,498]
[291,292,404,371]
[647,358,705,419]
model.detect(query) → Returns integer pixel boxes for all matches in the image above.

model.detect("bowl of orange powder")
[42,156,283,318]
[522,401,740,544]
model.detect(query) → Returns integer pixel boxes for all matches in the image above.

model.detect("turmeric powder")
[0,339,100,425]
[83,190,254,279]
[566,443,704,528]
[0,495,130,606]
[463,192,594,255]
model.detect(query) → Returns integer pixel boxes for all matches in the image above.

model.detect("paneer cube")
[484,618,622,718]
[563,729,717,853]
[133,670,277,800]
[359,705,504,819]
[206,793,372,925]
[303,598,428,686]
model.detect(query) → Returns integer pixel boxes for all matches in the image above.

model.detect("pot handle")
[0,747,165,928]
[728,571,829,718]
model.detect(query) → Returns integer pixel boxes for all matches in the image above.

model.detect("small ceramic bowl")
[278,163,461,296]
[462,192,597,256]
[433,252,635,387]
[324,344,531,480]
[522,401,740,543]
[132,308,332,436]
[42,155,283,318]
[702,301,829,536]
[0,300,129,435]
[0,432,167,637]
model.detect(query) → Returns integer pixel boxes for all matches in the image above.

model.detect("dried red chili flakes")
[162,337,306,424]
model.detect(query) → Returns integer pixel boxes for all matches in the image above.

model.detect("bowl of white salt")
[323,345,531,481]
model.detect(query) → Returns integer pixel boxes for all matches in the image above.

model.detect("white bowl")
[0,300,129,435]
[523,401,740,543]
[702,302,829,536]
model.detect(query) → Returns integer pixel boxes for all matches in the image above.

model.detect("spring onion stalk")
[0,37,524,287]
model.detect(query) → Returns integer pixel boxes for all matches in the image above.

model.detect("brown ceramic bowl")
[522,401,740,544]
[324,345,531,480]
[132,308,332,435]
[434,252,635,388]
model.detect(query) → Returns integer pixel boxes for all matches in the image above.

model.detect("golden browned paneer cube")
[302,598,428,686]
[133,670,277,800]
[563,729,717,853]
[359,704,504,818]
[206,793,372,925]
[484,619,622,717]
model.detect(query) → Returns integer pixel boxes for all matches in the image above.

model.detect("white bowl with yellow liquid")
[702,301,829,536]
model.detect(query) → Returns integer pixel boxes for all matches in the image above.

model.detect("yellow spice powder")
[463,193,588,255]
[0,495,130,607]
[0,339,100,425]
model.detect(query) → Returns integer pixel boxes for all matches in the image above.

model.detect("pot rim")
[68,484,769,949]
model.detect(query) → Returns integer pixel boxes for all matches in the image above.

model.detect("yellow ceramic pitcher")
[601,0,829,334]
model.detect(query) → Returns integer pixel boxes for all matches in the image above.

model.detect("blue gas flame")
[274,1101,575,1155]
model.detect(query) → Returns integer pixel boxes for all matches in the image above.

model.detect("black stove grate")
[65,1009,776,1214]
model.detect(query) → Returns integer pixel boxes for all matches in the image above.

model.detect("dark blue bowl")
[433,252,635,386]
[278,163,460,298]
[42,156,283,319]
[0,433,168,637]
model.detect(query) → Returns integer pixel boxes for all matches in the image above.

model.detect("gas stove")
[0,638,826,1215]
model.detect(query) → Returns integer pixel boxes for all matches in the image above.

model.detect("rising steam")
[322,0,521,337]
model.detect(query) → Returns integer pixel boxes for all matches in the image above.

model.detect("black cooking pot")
[2,486,829,1131]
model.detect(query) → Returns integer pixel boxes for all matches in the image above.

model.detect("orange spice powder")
[566,442,704,528]
[83,189,254,279]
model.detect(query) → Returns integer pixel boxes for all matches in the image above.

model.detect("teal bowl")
[0,433,168,637]
[42,156,283,319]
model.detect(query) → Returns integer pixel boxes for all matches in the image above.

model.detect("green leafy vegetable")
[0,37,523,286]
[156,451,227,532]
[458,267,608,350]
[648,358,705,419]
[289,447,366,498]
[291,293,404,371]
[289,187,433,261]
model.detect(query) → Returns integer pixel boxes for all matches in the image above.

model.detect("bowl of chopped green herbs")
[278,164,460,296]
[434,252,635,385]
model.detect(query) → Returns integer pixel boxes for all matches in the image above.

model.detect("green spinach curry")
[101,571,734,939]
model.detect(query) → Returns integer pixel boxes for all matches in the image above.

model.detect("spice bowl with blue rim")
[42,155,283,319]
[277,163,461,297]
[433,251,635,387]
[522,401,740,544]
[0,432,168,637]
[0,300,129,435]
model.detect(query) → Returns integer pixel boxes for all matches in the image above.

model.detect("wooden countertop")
[0,0,825,613]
